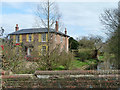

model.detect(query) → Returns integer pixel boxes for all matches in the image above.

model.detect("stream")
[97,58,116,70]
[97,62,115,70]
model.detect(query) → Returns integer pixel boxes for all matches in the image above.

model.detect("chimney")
[15,24,19,31]
[55,21,58,32]
[65,28,67,34]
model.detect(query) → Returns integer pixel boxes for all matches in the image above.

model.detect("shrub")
[78,49,93,61]
[59,51,74,70]
[36,46,74,70]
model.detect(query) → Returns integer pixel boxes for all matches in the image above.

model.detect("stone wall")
[1,70,120,89]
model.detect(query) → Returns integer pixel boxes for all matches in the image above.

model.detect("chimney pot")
[55,21,58,32]
[15,24,19,31]
[65,28,67,34]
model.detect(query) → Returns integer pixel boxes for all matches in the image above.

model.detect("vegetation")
[71,57,98,70]
[100,1,120,69]
[69,37,79,51]
[2,39,74,73]
[77,35,104,60]
[78,49,93,61]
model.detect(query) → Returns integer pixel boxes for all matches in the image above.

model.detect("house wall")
[10,33,69,55]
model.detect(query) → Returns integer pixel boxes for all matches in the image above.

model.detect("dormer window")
[42,34,46,42]
[16,35,19,43]
[29,34,32,42]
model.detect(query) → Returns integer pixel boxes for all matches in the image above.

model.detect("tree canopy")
[69,37,79,50]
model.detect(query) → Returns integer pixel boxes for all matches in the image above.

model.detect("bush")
[59,51,74,70]
[11,60,38,74]
[36,46,74,70]
[78,49,93,61]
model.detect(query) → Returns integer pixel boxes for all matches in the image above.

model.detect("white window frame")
[16,35,20,43]
[29,34,32,42]
[42,34,46,42]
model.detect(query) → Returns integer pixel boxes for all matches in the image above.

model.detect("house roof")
[8,28,69,37]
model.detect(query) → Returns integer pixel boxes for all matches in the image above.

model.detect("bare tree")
[100,1,120,69]
[100,9,118,35]
[34,0,63,70]
[89,35,104,59]
[35,0,62,55]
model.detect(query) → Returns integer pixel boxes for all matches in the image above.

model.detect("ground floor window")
[42,46,46,54]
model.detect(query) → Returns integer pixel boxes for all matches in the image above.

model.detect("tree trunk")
[93,50,98,60]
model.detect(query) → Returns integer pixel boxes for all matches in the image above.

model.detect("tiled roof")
[8,28,69,37]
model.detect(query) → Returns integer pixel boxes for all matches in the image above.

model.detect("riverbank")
[71,57,98,70]
[71,56,104,70]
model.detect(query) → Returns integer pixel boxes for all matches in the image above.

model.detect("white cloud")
[2,14,35,35]
[1,0,119,2]
[57,2,117,39]
[2,2,24,9]
[1,2,117,40]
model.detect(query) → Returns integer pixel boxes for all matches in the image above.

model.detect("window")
[8,35,10,40]
[16,35,19,43]
[42,46,46,54]
[29,34,32,42]
[42,34,46,42]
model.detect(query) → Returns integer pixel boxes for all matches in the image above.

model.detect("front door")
[27,48,32,56]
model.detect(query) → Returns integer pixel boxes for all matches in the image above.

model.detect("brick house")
[8,21,69,56]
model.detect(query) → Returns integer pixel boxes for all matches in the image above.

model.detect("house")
[8,21,69,56]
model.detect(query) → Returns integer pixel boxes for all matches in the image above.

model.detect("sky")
[0,0,119,40]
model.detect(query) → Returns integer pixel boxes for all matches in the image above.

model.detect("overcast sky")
[0,0,119,40]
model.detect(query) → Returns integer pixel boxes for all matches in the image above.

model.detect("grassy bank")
[71,57,98,70]
[55,57,98,70]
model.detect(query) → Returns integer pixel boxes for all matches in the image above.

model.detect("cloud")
[1,0,119,2]
[2,14,35,35]
[57,2,117,39]
[2,2,24,9]
[1,1,117,40]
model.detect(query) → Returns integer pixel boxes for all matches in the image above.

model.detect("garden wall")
[1,70,120,89]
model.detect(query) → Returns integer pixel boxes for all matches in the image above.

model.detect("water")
[97,61,116,70]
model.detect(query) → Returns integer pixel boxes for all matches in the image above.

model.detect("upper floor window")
[42,34,46,42]
[29,34,32,42]
[16,35,19,43]
[7,35,10,40]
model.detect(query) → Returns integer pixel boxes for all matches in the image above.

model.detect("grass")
[54,57,98,70]
[71,57,98,69]
[98,56,104,61]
